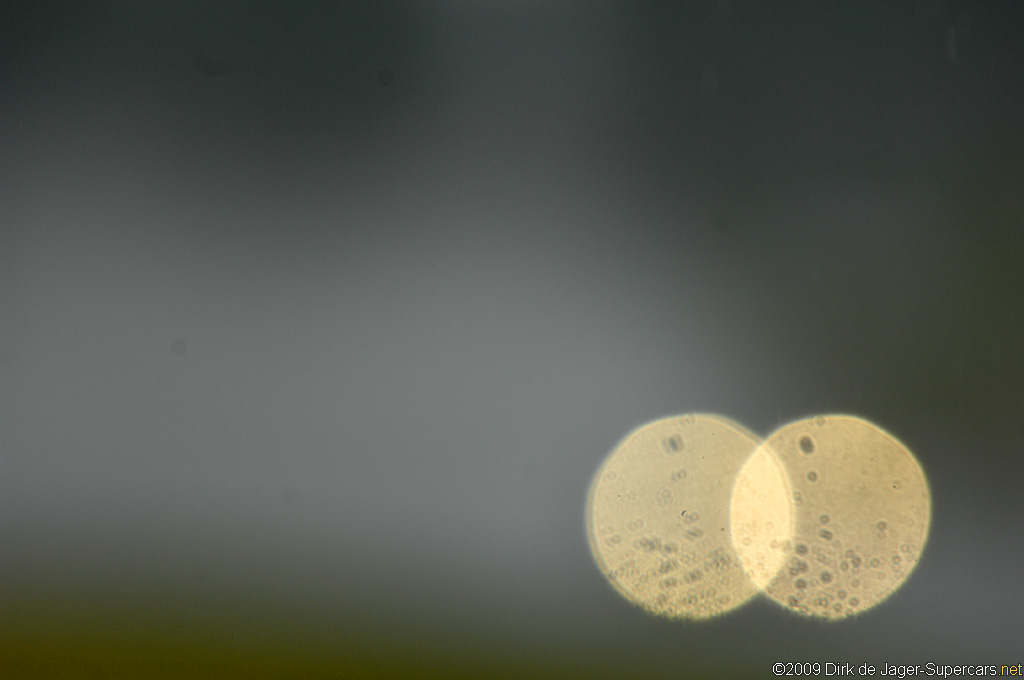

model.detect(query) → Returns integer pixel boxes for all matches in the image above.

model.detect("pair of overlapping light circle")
[585,414,931,620]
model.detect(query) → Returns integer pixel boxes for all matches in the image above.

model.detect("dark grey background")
[3,1,1023,676]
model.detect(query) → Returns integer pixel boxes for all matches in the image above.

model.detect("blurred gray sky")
[3,1,1024,674]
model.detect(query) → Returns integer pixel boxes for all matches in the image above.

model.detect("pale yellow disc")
[586,414,764,619]
[758,416,931,619]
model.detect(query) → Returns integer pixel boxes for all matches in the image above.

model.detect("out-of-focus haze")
[3,1,1023,676]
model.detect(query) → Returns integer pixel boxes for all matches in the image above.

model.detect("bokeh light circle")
[750,416,931,619]
[586,414,764,619]
[588,413,931,622]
